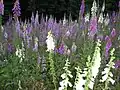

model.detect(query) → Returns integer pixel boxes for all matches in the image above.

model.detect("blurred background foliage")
[3,0,120,22]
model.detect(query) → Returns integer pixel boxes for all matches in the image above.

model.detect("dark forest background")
[3,0,120,22]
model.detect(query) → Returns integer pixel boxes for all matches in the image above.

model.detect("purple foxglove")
[0,0,4,15]
[114,60,120,68]
[12,0,21,17]
[80,0,85,16]
[110,28,116,38]
[47,16,54,30]
[15,19,21,35]
[57,44,65,54]
[105,35,109,41]
[105,37,112,57]
[88,16,97,38]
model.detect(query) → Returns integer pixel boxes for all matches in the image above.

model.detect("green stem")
[49,52,57,90]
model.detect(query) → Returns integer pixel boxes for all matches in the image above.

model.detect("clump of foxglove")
[100,48,115,90]
[74,40,101,90]
[59,58,73,90]
[12,0,21,17]
[46,30,55,52]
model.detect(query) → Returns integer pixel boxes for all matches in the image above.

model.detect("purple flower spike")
[48,16,54,30]
[110,28,116,38]
[0,0,4,15]
[58,44,65,54]
[105,35,109,41]
[105,37,112,57]
[88,16,97,38]
[12,0,21,17]
[80,0,85,16]
[115,60,120,68]
[55,43,65,54]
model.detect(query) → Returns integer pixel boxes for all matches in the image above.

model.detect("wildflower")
[8,43,13,53]
[105,35,109,41]
[57,43,65,54]
[12,0,21,17]
[15,19,21,34]
[85,13,90,22]
[80,0,85,16]
[59,58,73,90]
[71,42,77,53]
[105,37,112,57]
[33,37,39,52]
[91,0,97,16]
[74,67,87,90]
[34,11,39,27]
[31,12,35,25]
[0,0,4,15]
[98,12,104,23]
[88,40,101,89]
[63,14,67,25]
[100,48,115,88]
[110,28,116,38]
[48,15,54,30]
[102,1,105,12]
[26,24,32,35]
[114,60,120,68]
[46,31,55,52]
[88,16,97,38]
[65,30,70,37]
[104,14,110,26]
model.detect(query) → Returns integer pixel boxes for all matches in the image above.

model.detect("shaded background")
[3,0,120,23]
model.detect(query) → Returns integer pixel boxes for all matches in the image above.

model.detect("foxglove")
[110,28,116,38]
[46,31,55,52]
[12,0,21,17]
[80,0,85,16]
[88,16,97,38]
[0,0,4,15]
[105,36,112,57]
[114,60,120,68]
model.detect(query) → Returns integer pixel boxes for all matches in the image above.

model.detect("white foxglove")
[46,31,55,52]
